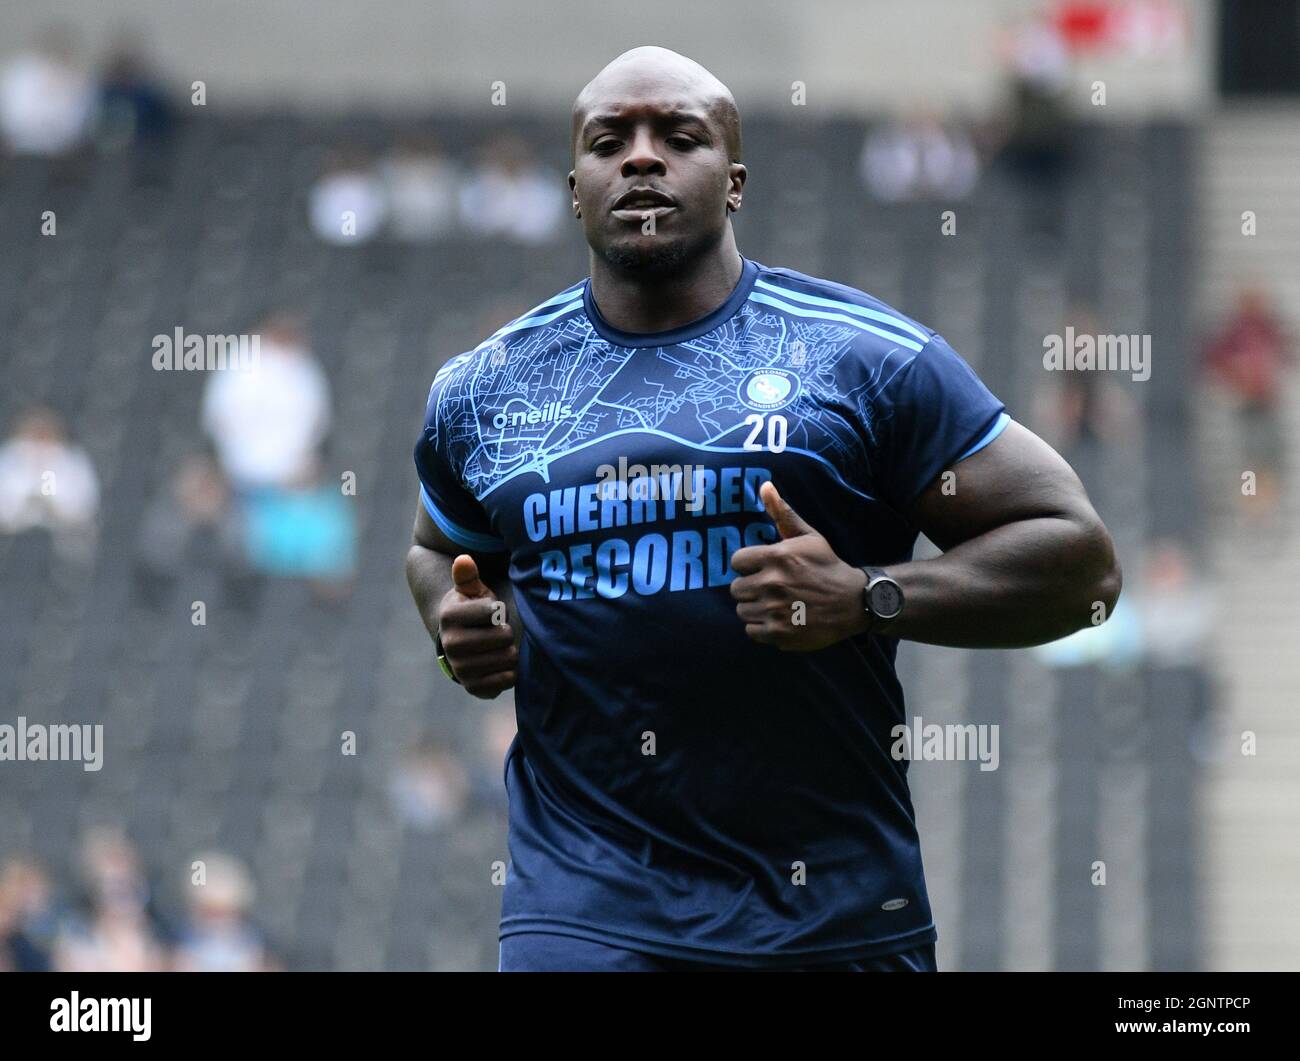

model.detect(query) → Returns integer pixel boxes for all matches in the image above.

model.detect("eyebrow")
[581,110,712,141]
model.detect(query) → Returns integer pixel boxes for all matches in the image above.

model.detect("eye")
[591,140,621,155]
[668,136,698,150]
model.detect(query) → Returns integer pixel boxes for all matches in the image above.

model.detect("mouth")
[612,188,677,214]
[611,204,677,222]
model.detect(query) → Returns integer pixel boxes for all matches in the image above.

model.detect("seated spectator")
[54,827,169,972]
[458,132,565,244]
[98,33,174,149]
[381,132,459,241]
[309,147,387,244]
[1032,591,1142,670]
[859,107,978,202]
[0,855,66,972]
[0,25,96,156]
[1135,540,1213,667]
[467,703,516,812]
[389,736,471,832]
[1204,285,1293,519]
[174,852,275,972]
[201,312,331,494]
[240,467,357,601]
[201,312,354,603]
[0,404,99,560]
[133,451,258,611]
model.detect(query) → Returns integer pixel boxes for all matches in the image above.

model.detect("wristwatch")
[861,566,905,628]
[434,629,461,685]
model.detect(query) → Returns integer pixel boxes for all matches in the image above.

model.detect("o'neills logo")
[491,401,575,430]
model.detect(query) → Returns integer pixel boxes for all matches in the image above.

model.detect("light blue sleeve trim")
[419,484,508,553]
[956,411,1011,462]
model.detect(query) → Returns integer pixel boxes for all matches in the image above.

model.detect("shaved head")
[568,45,747,281]
[571,46,741,167]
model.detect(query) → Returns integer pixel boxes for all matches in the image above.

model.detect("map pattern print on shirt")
[427,303,916,504]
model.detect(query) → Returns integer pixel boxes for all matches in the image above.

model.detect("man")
[406,47,1121,972]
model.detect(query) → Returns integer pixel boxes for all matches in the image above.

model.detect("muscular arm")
[875,419,1122,648]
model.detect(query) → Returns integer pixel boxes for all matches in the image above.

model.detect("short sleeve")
[413,377,508,553]
[873,333,1009,512]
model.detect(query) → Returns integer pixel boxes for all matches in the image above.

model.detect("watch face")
[870,580,903,619]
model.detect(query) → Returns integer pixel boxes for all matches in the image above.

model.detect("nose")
[620,125,666,177]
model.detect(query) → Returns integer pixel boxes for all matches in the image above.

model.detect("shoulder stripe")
[747,291,926,352]
[753,277,930,344]
[956,411,1010,462]
[476,297,584,351]
[419,485,508,552]
[432,284,586,391]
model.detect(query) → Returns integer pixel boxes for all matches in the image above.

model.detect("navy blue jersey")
[413,256,1008,966]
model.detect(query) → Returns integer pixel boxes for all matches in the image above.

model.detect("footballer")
[406,46,1121,971]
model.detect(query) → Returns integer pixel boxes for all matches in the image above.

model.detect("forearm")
[869,516,1122,649]
[405,543,455,641]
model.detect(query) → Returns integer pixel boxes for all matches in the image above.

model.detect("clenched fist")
[437,554,518,699]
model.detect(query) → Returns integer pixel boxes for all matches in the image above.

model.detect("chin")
[601,236,696,276]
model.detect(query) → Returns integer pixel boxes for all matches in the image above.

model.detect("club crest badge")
[739,369,799,411]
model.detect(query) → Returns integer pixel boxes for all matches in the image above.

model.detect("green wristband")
[435,629,461,685]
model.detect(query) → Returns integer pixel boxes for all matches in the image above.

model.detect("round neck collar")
[583,255,760,348]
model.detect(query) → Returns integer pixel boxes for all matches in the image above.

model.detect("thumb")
[451,553,493,598]
[759,480,815,540]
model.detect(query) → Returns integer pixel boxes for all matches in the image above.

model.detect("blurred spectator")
[310,146,387,244]
[0,25,96,156]
[468,702,516,811]
[97,34,174,149]
[381,133,459,241]
[0,405,99,559]
[1033,592,1143,670]
[991,13,1073,237]
[133,451,258,611]
[240,470,357,600]
[1031,305,1141,454]
[389,736,471,831]
[1036,538,1213,671]
[1204,286,1293,518]
[859,107,978,202]
[1135,539,1213,667]
[174,852,275,972]
[201,312,331,493]
[55,827,168,972]
[0,856,65,972]
[459,132,565,244]
[201,311,354,602]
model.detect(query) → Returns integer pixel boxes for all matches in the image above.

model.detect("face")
[570,72,743,274]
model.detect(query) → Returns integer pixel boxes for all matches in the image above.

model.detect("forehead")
[577,66,718,135]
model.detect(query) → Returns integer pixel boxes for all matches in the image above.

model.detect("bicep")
[904,419,1100,551]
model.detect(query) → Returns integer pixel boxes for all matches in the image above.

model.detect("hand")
[729,481,868,651]
[437,554,518,699]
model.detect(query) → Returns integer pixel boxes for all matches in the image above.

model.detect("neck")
[588,230,744,335]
